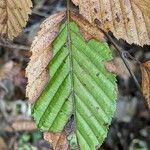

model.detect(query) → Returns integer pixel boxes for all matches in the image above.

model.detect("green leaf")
[32,21,117,150]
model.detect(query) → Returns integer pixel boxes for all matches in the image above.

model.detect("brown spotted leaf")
[72,0,150,46]
[44,132,69,150]
[140,61,150,109]
[0,0,32,40]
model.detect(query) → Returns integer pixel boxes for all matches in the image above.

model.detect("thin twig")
[34,0,47,10]
[94,19,141,90]
[32,10,49,18]
[0,41,30,50]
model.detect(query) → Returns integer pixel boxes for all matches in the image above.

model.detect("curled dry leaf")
[0,0,32,40]
[44,132,69,150]
[72,0,150,46]
[140,61,150,109]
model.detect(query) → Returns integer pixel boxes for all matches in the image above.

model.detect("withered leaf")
[0,61,23,85]
[12,120,36,131]
[72,0,150,46]
[0,0,32,40]
[0,137,7,150]
[44,132,69,150]
[0,61,14,80]
[26,12,66,103]
[140,61,150,109]
[132,0,150,14]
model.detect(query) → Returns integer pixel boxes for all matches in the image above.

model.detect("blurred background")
[0,0,149,149]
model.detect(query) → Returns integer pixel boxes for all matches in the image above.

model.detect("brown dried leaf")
[0,137,7,150]
[105,61,117,74]
[0,61,24,85]
[132,0,150,38]
[26,12,66,103]
[140,61,150,109]
[114,57,136,81]
[0,61,14,80]
[0,0,32,40]
[44,132,69,150]
[26,11,105,103]
[72,0,79,6]
[72,0,150,46]
[70,12,105,41]
[12,120,36,131]
[132,0,150,14]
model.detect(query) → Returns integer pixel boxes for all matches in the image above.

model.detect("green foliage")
[32,21,117,150]
[18,131,42,150]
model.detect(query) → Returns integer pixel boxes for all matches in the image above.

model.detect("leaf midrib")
[66,11,79,147]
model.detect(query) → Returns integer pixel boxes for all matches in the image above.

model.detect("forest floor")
[0,0,149,150]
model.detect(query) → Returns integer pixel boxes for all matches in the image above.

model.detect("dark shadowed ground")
[0,0,149,150]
